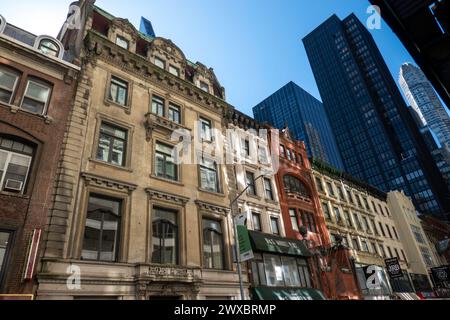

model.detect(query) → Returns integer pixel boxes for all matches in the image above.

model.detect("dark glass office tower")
[303,14,450,219]
[253,81,344,169]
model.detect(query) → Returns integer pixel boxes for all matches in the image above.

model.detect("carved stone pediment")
[144,112,191,141]
[150,38,187,65]
[81,172,137,192]
[110,18,139,41]
[195,200,230,216]
[145,188,190,205]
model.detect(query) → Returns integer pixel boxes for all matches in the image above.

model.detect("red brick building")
[0,15,79,296]
[269,127,361,299]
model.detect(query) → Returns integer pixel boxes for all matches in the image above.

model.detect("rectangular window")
[0,139,33,194]
[154,57,165,69]
[169,65,179,77]
[152,96,165,117]
[352,238,360,251]
[392,226,399,240]
[289,209,299,232]
[203,219,224,270]
[199,157,219,193]
[286,149,292,161]
[281,256,301,287]
[264,178,274,200]
[338,187,345,200]
[0,231,13,285]
[21,79,52,114]
[270,217,280,235]
[264,254,284,287]
[322,202,331,220]
[250,254,267,286]
[168,103,181,124]
[155,142,178,181]
[327,182,335,196]
[252,212,262,232]
[115,36,129,49]
[279,145,286,158]
[81,195,121,262]
[200,117,213,141]
[379,222,386,237]
[96,123,127,166]
[387,246,393,258]
[333,207,341,223]
[301,211,317,233]
[108,76,128,106]
[315,177,323,192]
[152,208,178,265]
[0,67,19,104]
[344,211,353,228]
[353,213,362,230]
[297,258,312,288]
[386,224,393,238]
[246,171,256,196]
[361,239,369,252]
[372,219,379,235]
[199,81,209,92]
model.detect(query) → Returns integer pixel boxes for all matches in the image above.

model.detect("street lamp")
[229,173,265,300]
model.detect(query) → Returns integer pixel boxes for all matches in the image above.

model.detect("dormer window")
[169,65,179,77]
[115,36,129,50]
[38,39,60,57]
[199,81,209,93]
[154,57,165,69]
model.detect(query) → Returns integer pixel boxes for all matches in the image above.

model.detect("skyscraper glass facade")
[303,14,450,218]
[253,81,344,169]
[399,62,450,150]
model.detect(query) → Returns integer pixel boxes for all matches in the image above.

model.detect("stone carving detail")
[195,200,230,216]
[146,188,190,205]
[144,112,191,141]
[81,172,137,192]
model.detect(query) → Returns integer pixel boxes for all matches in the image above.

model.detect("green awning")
[253,287,327,300]
[248,231,312,257]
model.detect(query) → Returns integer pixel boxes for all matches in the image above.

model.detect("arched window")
[0,136,34,194]
[38,39,60,57]
[283,175,311,199]
[0,15,6,34]
[151,208,178,265]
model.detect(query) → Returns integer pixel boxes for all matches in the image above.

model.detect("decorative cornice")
[195,200,230,216]
[145,188,190,205]
[81,172,137,192]
[84,32,230,116]
[144,112,191,141]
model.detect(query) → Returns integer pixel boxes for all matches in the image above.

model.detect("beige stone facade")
[36,5,243,300]
[387,191,439,290]
[311,160,414,297]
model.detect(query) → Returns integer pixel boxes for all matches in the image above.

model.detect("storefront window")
[264,254,284,287]
[262,254,312,288]
[281,256,301,287]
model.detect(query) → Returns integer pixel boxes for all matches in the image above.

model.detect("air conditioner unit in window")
[4,179,23,192]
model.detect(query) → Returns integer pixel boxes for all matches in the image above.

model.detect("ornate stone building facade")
[35,3,242,300]
[311,158,416,299]
[0,15,79,296]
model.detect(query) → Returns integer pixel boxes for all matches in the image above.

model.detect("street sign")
[237,225,254,262]
[385,257,403,279]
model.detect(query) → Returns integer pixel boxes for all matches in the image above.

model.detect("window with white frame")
[199,117,213,141]
[38,39,60,57]
[115,36,129,50]
[168,103,181,124]
[0,137,33,194]
[151,96,165,117]
[108,76,128,106]
[199,157,219,193]
[96,123,127,166]
[21,78,52,114]
[0,66,20,105]
[154,57,165,69]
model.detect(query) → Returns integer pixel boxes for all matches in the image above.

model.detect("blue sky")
[1,1,419,116]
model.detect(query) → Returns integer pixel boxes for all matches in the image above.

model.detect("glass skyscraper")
[303,14,450,219]
[253,81,344,169]
[399,62,450,150]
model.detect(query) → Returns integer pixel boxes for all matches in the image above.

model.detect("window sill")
[247,193,262,201]
[150,174,184,186]
[104,99,131,114]
[1,103,53,124]
[89,158,133,172]
[198,188,225,197]
[0,191,30,199]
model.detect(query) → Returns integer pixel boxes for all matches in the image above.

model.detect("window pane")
[152,97,165,116]
[152,208,178,264]
[203,219,223,270]
[169,104,181,123]
[212,232,223,269]
[97,134,111,162]
[0,232,12,277]
[252,213,261,231]
[169,65,179,77]
[282,256,301,287]
[155,58,165,69]
[264,254,284,287]
[271,217,280,235]
[290,209,299,231]
[116,36,129,49]
[0,70,18,90]
[111,139,125,165]
[25,81,50,102]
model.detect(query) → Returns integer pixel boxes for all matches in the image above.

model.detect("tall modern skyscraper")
[253,81,344,169]
[399,62,450,150]
[303,14,450,219]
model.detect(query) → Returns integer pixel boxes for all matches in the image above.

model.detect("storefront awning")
[248,231,312,257]
[253,287,327,300]
[394,293,421,300]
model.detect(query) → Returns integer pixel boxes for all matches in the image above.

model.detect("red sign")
[23,229,42,280]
